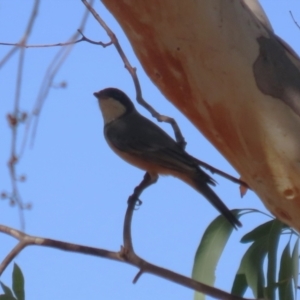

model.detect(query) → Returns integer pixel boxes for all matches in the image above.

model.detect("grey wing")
[105,113,215,185]
[105,113,202,173]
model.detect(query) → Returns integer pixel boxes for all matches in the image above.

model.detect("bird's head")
[94,88,135,124]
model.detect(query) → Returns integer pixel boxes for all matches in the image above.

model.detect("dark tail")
[191,176,242,229]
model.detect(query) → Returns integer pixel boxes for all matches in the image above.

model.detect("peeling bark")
[254,36,300,117]
[101,0,300,231]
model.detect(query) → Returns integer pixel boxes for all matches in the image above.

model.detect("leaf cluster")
[192,210,299,300]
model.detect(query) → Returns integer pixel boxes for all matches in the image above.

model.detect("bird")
[94,87,241,228]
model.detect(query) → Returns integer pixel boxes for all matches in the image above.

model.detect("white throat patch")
[99,97,127,124]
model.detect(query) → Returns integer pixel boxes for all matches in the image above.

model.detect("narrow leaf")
[292,238,299,298]
[278,241,294,300]
[192,210,242,300]
[0,283,13,297]
[241,220,275,244]
[266,219,283,300]
[12,264,24,300]
[232,237,267,298]
[231,273,248,296]
[0,296,17,300]
[245,238,268,298]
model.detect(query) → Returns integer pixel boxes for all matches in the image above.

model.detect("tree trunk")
[102,0,300,231]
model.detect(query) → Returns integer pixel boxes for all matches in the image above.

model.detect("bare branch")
[0,175,253,300]
[0,221,254,300]
[0,224,122,276]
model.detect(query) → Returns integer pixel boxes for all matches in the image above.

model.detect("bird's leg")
[128,172,158,206]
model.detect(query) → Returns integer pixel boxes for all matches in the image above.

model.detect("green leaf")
[278,241,294,300]
[241,220,275,243]
[0,296,17,300]
[231,273,248,296]
[232,237,267,298]
[266,219,283,300]
[12,264,24,300]
[192,210,242,300]
[0,282,13,297]
[292,238,299,298]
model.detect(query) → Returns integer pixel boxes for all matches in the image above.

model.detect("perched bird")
[94,87,241,228]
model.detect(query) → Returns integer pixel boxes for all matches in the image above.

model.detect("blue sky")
[1,1,300,299]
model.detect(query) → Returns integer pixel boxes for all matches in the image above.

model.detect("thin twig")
[0,47,18,69]
[7,0,40,230]
[289,11,300,30]
[0,0,39,69]
[0,30,112,49]
[133,269,144,283]
[81,0,187,149]
[0,41,83,48]
[29,42,78,146]
[78,29,113,46]
[20,0,96,151]
[9,48,26,229]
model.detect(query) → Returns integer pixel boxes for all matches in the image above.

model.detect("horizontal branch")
[0,30,112,49]
[0,224,255,300]
[0,224,123,276]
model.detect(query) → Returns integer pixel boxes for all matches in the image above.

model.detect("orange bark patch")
[274,207,292,222]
